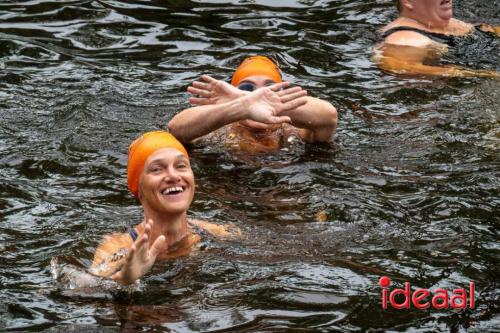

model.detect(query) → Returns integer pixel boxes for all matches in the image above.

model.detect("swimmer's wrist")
[225,98,249,122]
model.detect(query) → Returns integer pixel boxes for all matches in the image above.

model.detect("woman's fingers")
[192,81,209,90]
[150,235,166,260]
[135,233,149,255]
[200,74,217,83]
[189,97,211,105]
[282,97,308,112]
[125,244,136,263]
[277,86,302,97]
[187,86,211,97]
[269,81,290,91]
[269,115,292,124]
[280,90,307,103]
[144,220,152,238]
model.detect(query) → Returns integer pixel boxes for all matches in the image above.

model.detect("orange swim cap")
[231,56,282,86]
[127,130,189,198]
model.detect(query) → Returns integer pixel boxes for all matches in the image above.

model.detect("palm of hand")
[112,220,165,285]
[246,89,284,123]
[119,245,157,283]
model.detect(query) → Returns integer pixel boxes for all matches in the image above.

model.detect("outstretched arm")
[478,24,500,37]
[187,75,337,143]
[168,82,308,143]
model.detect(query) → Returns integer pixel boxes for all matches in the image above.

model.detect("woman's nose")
[163,166,181,182]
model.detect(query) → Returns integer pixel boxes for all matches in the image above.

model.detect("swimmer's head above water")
[395,0,453,29]
[231,55,286,131]
[128,130,194,214]
[231,55,282,87]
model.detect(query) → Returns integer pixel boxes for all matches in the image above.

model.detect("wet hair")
[395,0,401,12]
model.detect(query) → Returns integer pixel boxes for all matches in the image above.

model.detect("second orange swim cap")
[231,56,282,86]
[127,130,189,198]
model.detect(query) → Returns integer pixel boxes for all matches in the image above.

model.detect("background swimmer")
[90,131,237,285]
[374,0,500,77]
[168,56,337,153]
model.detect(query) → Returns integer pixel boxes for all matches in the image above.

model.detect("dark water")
[1,0,499,332]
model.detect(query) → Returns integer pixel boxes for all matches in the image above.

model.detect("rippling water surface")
[1,0,499,332]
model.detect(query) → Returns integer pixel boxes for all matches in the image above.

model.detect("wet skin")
[375,0,500,77]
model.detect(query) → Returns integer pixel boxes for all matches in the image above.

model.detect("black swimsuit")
[381,25,499,70]
[381,26,458,45]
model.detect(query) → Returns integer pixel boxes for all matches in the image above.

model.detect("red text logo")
[379,276,475,310]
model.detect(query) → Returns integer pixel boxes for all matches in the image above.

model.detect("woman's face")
[237,75,282,131]
[404,0,453,28]
[139,148,194,215]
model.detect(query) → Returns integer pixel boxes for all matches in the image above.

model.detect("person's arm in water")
[182,75,338,142]
[90,219,166,285]
[478,24,500,37]
[90,219,240,285]
[280,97,337,143]
[168,81,308,143]
[376,31,500,78]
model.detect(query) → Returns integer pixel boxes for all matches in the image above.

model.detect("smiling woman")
[89,131,236,285]
[374,0,500,77]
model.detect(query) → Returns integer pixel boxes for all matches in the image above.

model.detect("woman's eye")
[150,166,162,173]
[238,83,256,92]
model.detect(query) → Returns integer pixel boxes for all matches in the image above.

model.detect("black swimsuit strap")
[381,26,457,45]
[128,228,138,241]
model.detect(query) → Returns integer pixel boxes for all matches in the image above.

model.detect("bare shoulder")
[189,219,241,238]
[384,30,434,47]
[449,18,473,34]
[91,232,133,268]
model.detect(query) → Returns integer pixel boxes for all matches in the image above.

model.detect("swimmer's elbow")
[325,103,338,127]
[166,119,192,144]
[313,104,337,142]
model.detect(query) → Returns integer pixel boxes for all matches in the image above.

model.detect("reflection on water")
[0,0,499,332]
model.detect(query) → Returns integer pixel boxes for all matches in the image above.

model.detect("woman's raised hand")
[188,75,245,105]
[242,82,308,124]
[111,219,165,285]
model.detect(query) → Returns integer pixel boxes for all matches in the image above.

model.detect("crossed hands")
[187,75,308,125]
[111,219,165,285]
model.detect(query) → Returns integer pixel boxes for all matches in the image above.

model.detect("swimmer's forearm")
[478,24,500,36]
[281,97,337,142]
[168,99,248,143]
[379,57,500,78]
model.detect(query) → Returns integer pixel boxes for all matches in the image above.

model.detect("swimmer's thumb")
[271,116,291,124]
[150,235,166,260]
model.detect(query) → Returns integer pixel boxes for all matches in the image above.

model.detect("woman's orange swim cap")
[231,56,282,86]
[127,130,189,198]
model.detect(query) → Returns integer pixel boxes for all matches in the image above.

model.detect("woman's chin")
[431,15,452,29]
[438,9,453,24]
[146,198,190,216]
[159,205,188,216]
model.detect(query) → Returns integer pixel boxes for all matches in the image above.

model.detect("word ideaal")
[379,276,475,310]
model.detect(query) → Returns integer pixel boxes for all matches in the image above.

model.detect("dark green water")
[0,0,499,332]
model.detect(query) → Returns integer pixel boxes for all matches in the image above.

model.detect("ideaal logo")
[379,276,475,310]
